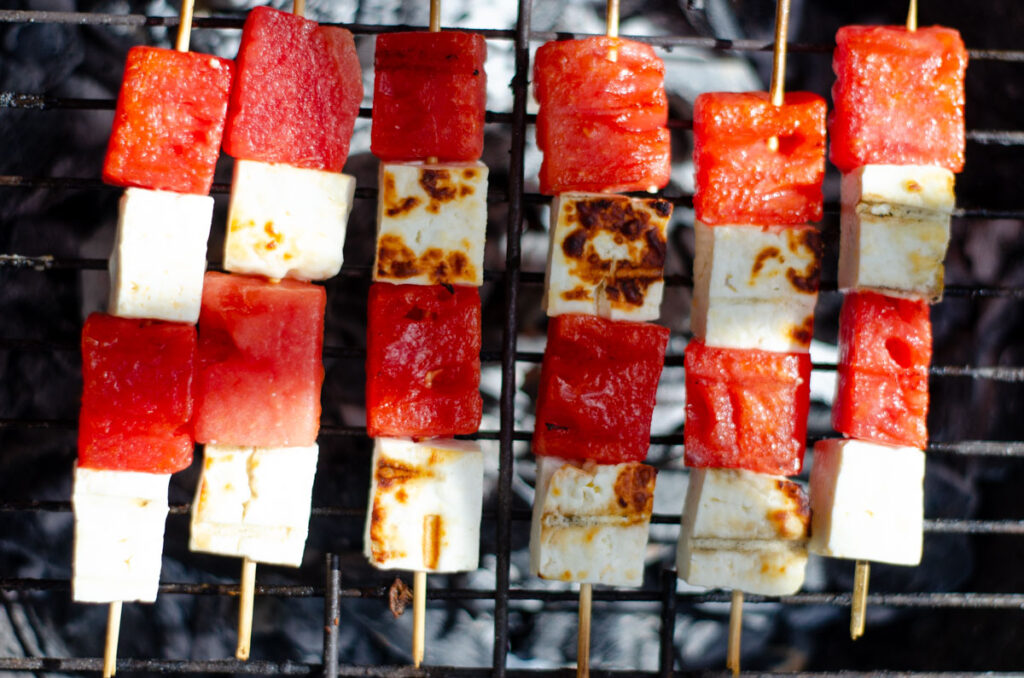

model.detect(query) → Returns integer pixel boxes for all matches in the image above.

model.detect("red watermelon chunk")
[366,282,482,438]
[534,36,671,195]
[222,6,362,172]
[195,272,325,447]
[78,313,196,474]
[371,32,487,162]
[684,339,810,475]
[533,314,669,464]
[833,291,931,448]
[830,25,967,173]
[103,46,233,195]
[693,91,826,226]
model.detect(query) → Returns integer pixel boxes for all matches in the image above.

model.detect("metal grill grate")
[2,2,1024,676]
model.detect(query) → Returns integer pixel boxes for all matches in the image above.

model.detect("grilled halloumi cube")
[839,165,955,303]
[530,456,656,587]
[677,468,809,596]
[543,192,672,322]
[374,161,488,286]
[189,444,319,567]
[108,187,212,323]
[72,467,170,603]
[692,221,821,353]
[225,160,356,281]
[809,438,924,566]
[364,438,483,573]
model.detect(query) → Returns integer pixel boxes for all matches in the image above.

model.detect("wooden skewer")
[412,571,427,667]
[605,0,620,38]
[429,0,441,32]
[102,601,122,678]
[293,0,305,17]
[577,583,593,678]
[850,560,870,640]
[726,589,743,676]
[236,558,257,660]
[174,0,195,53]
[766,0,791,152]
[906,0,918,31]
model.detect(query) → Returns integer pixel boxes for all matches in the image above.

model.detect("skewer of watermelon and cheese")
[811,0,965,639]
[531,3,672,674]
[185,0,361,660]
[363,1,487,667]
[677,0,825,672]
[80,1,231,675]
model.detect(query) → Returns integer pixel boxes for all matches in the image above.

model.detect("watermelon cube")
[532,314,669,464]
[371,32,487,162]
[366,282,482,438]
[78,313,196,474]
[684,339,811,476]
[195,272,326,447]
[693,91,826,226]
[534,36,671,195]
[833,291,931,448]
[222,6,362,172]
[830,25,967,173]
[103,46,233,195]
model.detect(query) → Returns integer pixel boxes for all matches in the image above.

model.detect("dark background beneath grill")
[1,0,1023,674]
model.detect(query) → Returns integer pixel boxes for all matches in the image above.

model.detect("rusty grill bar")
[2,2,1024,676]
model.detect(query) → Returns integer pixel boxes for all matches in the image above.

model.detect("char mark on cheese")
[419,169,458,203]
[613,463,656,516]
[784,228,823,293]
[376,233,476,284]
[752,246,782,276]
[375,457,432,489]
[774,478,811,527]
[788,314,815,347]
[422,514,442,570]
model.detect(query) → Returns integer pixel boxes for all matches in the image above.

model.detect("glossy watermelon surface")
[533,314,669,463]
[830,25,967,173]
[371,32,486,162]
[78,313,196,474]
[833,291,931,448]
[103,46,233,195]
[223,6,362,171]
[195,272,325,447]
[693,91,826,226]
[533,36,671,195]
[684,339,810,475]
[366,282,482,438]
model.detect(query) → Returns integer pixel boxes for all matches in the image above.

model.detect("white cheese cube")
[530,456,656,587]
[692,220,820,352]
[543,192,672,322]
[108,187,212,323]
[189,444,319,567]
[809,438,924,566]
[839,166,954,303]
[374,161,488,286]
[677,468,809,595]
[72,467,170,603]
[364,438,483,573]
[225,160,355,282]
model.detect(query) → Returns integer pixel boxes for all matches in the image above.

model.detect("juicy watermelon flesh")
[195,272,325,447]
[222,6,362,172]
[103,46,233,195]
[830,25,967,173]
[533,314,669,463]
[366,282,482,438]
[693,91,826,226]
[78,313,196,474]
[684,339,810,475]
[371,32,486,162]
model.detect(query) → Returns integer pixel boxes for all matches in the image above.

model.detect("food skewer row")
[676,0,825,672]
[75,0,231,674]
[808,0,966,639]
[180,0,361,661]
[361,5,488,667]
[530,8,672,675]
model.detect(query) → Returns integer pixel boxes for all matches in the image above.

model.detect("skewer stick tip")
[174,0,195,53]
[850,560,870,640]
[726,589,743,676]
[906,0,918,31]
[429,0,441,32]
[412,570,427,667]
[103,601,122,678]
[577,583,593,678]
[605,0,620,38]
[293,0,305,17]
[236,558,257,661]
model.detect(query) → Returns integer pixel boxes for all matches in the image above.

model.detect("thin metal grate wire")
[1,2,1024,676]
